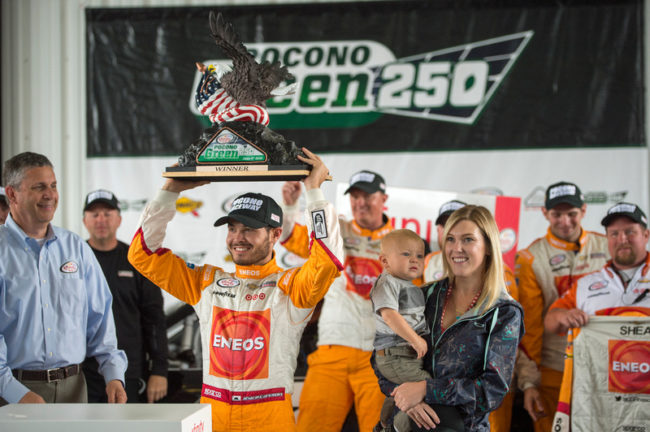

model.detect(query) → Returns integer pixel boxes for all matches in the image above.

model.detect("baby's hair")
[381,229,424,253]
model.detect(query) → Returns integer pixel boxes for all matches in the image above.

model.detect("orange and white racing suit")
[423,251,519,432]
[515,228,608,432]
[549,254,650,432]
[281,203,392,432]
[423,250,444,282]
[128,189,343,432]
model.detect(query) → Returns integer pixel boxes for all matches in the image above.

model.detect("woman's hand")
[391,380,427,411]
[406,402,440,430]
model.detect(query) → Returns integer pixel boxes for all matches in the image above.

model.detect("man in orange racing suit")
[281,170,391,432]
[128,149,344,432]
[515,181,608,431]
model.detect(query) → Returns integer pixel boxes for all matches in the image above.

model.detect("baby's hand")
[412,336,428,359]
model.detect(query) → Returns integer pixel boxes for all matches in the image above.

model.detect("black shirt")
[84,241,168,379]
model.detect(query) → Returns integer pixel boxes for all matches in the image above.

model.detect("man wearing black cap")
[0,187,9,224]
[82,189,168,404]
[423,200,467,282]
[544,202,650,432]
[515,181,609,431]
[128,149,343,431]
[546,202,650,330]
[281,169,392,432]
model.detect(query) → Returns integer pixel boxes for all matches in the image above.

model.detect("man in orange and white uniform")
[423,199,518,432]
[128,150,344,432]
[281,170,392,432]
[545,202,650,431]
[515,181,608,431]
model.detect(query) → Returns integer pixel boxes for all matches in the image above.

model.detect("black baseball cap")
[214,192,282,229]
[435,200,467,226]
[344,170,386,195]
[84,189,120,212]
[544,181,584,210]
[601,202,648,228]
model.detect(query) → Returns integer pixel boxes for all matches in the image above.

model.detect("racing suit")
[281,205,392,432]
[515,227,608,432]
[423,250,444,282]
[423,251,519,432]
[128,189,343,432]
[549,254,650,432]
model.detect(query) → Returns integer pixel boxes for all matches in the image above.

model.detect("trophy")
[165,12,314,182]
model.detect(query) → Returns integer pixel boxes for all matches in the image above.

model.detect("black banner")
[86,0,643,157]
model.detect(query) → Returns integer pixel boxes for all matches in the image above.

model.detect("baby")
[371,229,430,432]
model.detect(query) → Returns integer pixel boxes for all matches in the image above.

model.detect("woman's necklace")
[440,281,482,332]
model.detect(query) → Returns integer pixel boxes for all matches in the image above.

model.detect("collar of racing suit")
[545,227,588,252]
[604,251,650,280]
[235,253,283,279]
[350,214,394,240]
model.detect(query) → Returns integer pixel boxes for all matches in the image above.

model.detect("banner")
[86,1,643,156]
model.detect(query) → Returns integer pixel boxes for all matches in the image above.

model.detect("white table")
[0,403,211,432]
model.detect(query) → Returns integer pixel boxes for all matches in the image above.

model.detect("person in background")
[82,189,168,403]
[0,187,9,224]
[545,202,650,431]
[0,152,126,404]
[281,169,391,432]
[515,181,608,431]
[545,201,650,331]
[423,200,467,282]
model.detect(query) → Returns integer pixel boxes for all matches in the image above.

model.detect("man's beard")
[614,246,638,267]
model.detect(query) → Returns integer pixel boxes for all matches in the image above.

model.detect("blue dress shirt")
[0,214,127,403]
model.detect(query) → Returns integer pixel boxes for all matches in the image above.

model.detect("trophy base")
[164,164,330,182]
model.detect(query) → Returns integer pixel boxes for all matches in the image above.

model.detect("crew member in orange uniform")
[515,181,608,431]
[281,170,392,432]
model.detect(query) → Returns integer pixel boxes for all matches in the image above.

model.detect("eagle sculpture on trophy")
[166,11,307,181]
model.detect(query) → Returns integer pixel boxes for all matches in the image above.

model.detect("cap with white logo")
[544,181,584,210]
[344,170,386,195]
[84,189,120,212]
[435,200,467,226]
[601,202,648,228]
[214,192,283,229]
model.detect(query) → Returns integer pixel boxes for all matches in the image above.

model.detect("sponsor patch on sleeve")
[311,209,328,239]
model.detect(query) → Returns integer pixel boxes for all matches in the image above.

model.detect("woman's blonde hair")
[441,205,505,312]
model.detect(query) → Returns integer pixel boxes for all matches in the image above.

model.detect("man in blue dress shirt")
[0,152,127,404]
